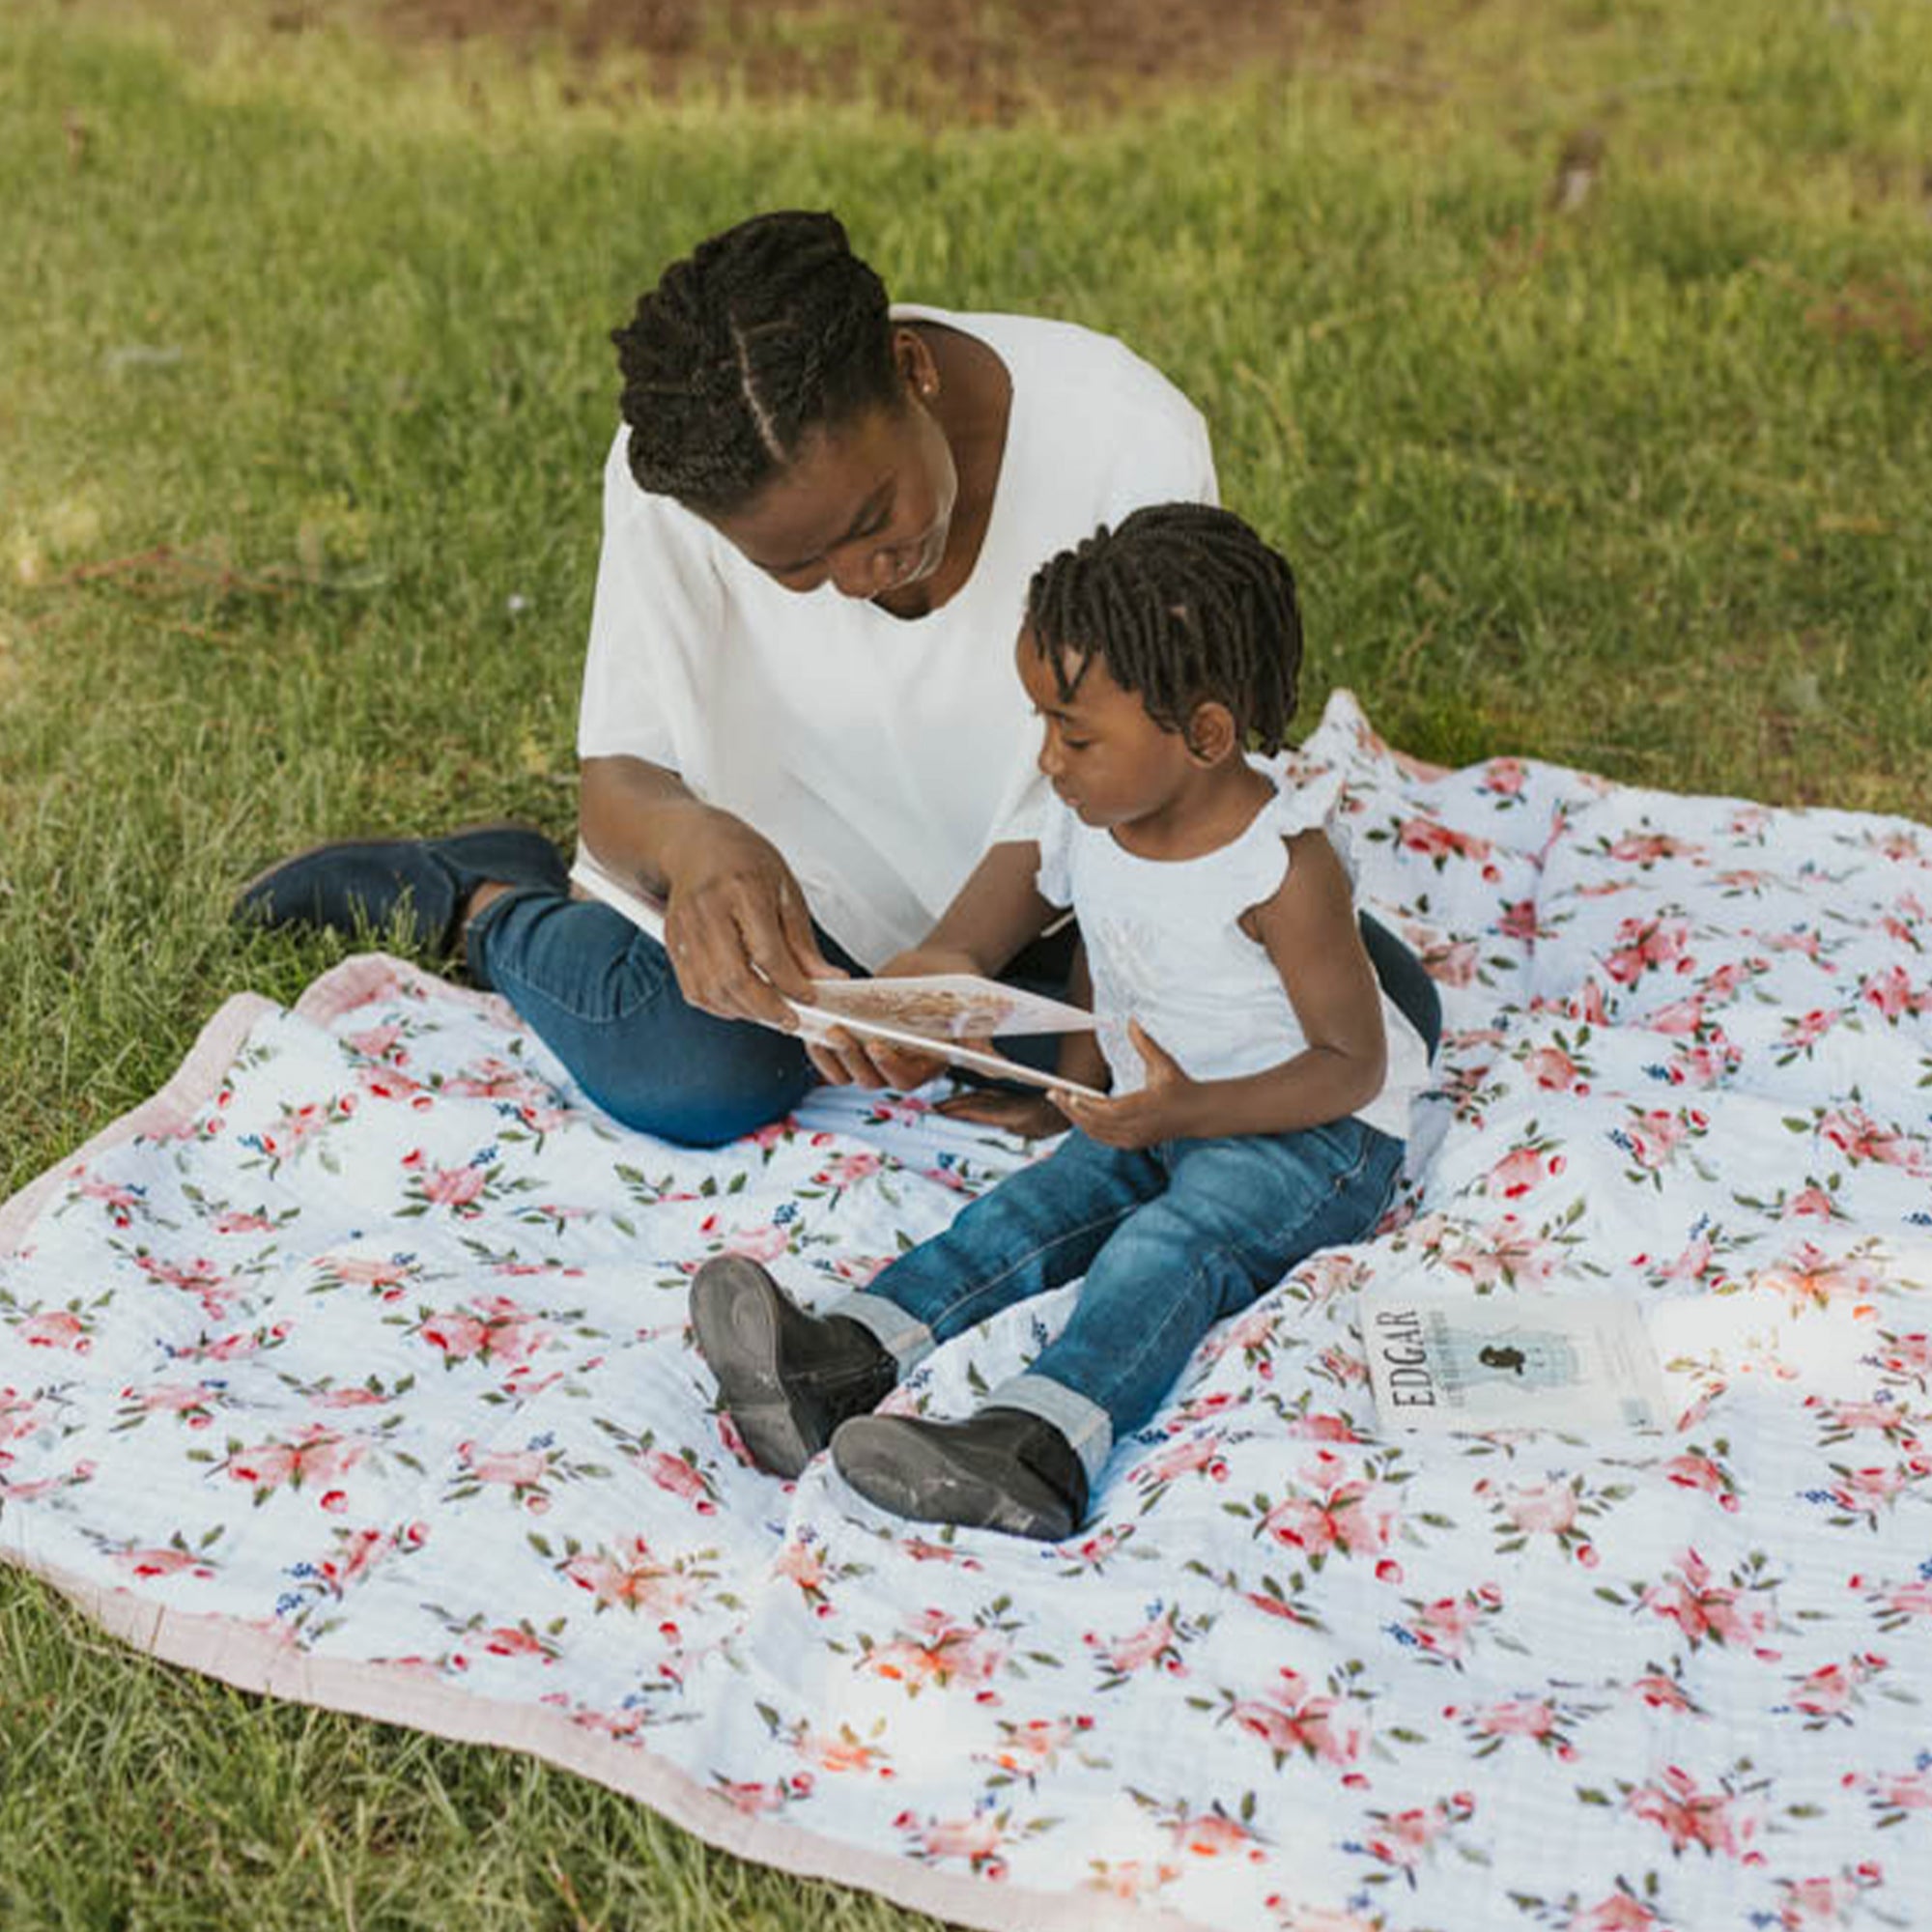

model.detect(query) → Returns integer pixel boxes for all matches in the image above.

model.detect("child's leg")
[690,1130,1157,1481]
[990,1119,1404,1492]
[830,1131,1165,1370]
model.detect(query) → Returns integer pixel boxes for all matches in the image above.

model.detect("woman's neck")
[877,320,1011,618]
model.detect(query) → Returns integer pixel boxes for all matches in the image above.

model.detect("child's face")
[1015,627,1202,831]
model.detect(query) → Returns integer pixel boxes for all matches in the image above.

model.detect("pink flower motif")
[1522,1045,1582,1092]
[814,1151,883,1188]
[1784,1184,1839,1220]
[1502,1482,1578,1538]
[561,1537,701,1614]
[912,1813,1004,1862]
[1626,1765,1751,1856]
[1230,1669,1364,1765]
[1663,1452,1736,1508]
[1642,1548,1777,1650]
[642,1448,712,1509]
[723,1222,790,1263]
[19,1311,91,1352]
[420,1312,489,1359]
[1869,1771,1932,1811]
[229,1425,366,1494]
[1817,1107,1929,1176]
[1263,1471,1397,1558]
[1485,1146,1566,1200]
[1568,1894,1662,1932]
[1471,1697,1557,1741]
[458,1440,550,1489]
[867,1609,1006,1687]
[1497,898,1545,943]
[212,1209,276,1235]
[421,1166,489,1209]
[116,1545,216,1580]
[1782,1009,1838,1049]
[1421,938,1479,986]
[1861,964,1931,1021]
[1088,1605,1179,1676]
[772,1540,825,1592]
[1608,833,1693,865]
[484,1625,548,1660]
[1168,1810,1264,1861]
[321,1255,412,1288]
[313,1386,387,1409]
[1137,1433,1230,1486]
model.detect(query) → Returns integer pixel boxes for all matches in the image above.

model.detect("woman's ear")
[1182,700,1238,766]
[894,327,940,403]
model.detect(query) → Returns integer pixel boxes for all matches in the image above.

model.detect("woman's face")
[705,340,958,606]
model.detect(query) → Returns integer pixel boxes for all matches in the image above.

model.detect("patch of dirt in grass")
[365,0,1378,119]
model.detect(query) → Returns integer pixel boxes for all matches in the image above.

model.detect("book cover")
[1357,1290,1675,1435]
[568,849,1104,1098]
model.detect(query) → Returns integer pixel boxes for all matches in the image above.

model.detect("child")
[690,503,1432,1540]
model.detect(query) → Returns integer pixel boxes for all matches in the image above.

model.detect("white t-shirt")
[575,305,1217,968]
[1035,761,1429,1144]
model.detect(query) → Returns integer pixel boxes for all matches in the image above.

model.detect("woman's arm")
[579,753,837,1030]
[1052,830,1387,1147]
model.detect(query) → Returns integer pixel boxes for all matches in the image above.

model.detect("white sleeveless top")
[1035,760,1429,1143]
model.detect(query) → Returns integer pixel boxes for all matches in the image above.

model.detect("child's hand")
[1051,1021,1200,1149]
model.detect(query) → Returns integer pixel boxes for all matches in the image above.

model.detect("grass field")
[2,0,1929,1921]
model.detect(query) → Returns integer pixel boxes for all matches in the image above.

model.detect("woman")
[240,210,1436,1144]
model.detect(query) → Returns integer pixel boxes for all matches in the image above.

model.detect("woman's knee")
[579,1019,816,1148]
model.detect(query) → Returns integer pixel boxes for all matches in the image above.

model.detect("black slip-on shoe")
[689,1255,897,1479]
[830,1406,1089,1542]
[233,822,568,953]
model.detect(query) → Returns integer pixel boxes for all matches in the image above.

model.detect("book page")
[1358,1291,1674,1435]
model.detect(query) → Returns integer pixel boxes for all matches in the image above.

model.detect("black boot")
[234,822,568,956]
[689,1256,897,1478]
[831,1406,1090,1542]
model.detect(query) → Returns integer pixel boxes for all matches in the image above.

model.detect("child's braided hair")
[611,210,900,515]
[1024,503,1304,753]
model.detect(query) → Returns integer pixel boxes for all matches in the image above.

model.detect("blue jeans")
[831,1117,1405,1485]
[469,884,1441,1151]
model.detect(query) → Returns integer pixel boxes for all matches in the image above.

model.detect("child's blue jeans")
[829,1117,1405,1487]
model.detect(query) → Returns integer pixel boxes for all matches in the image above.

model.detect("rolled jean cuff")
[985,1372,1114,1488]
[832,1292,934,1369]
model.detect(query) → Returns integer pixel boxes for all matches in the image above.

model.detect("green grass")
[2,0,1929,1920]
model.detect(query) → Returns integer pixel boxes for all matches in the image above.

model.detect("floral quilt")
[4,692,1929,1932]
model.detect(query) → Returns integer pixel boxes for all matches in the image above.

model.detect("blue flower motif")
[773,1202,798,1226]
[1386,1623,1418,1647]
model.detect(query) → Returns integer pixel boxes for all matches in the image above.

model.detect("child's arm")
[1052,829,1387,1148]
[806,841,1061,1089]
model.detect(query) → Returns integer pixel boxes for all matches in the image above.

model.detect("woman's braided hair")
[611,210,900,515]
[1024,503,1304,753]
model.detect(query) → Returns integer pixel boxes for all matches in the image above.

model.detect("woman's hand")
[804,944,984,1091]
[661,811,840,1029]
[1050,1020,1202,1150]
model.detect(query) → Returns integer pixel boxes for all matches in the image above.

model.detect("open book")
[569,846,1105,1098]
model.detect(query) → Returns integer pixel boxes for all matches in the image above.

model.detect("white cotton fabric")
[1035,758,1430,1140]
[575,305,1218,968]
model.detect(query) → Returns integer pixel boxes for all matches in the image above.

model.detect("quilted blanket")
[4,692,1929,1932]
